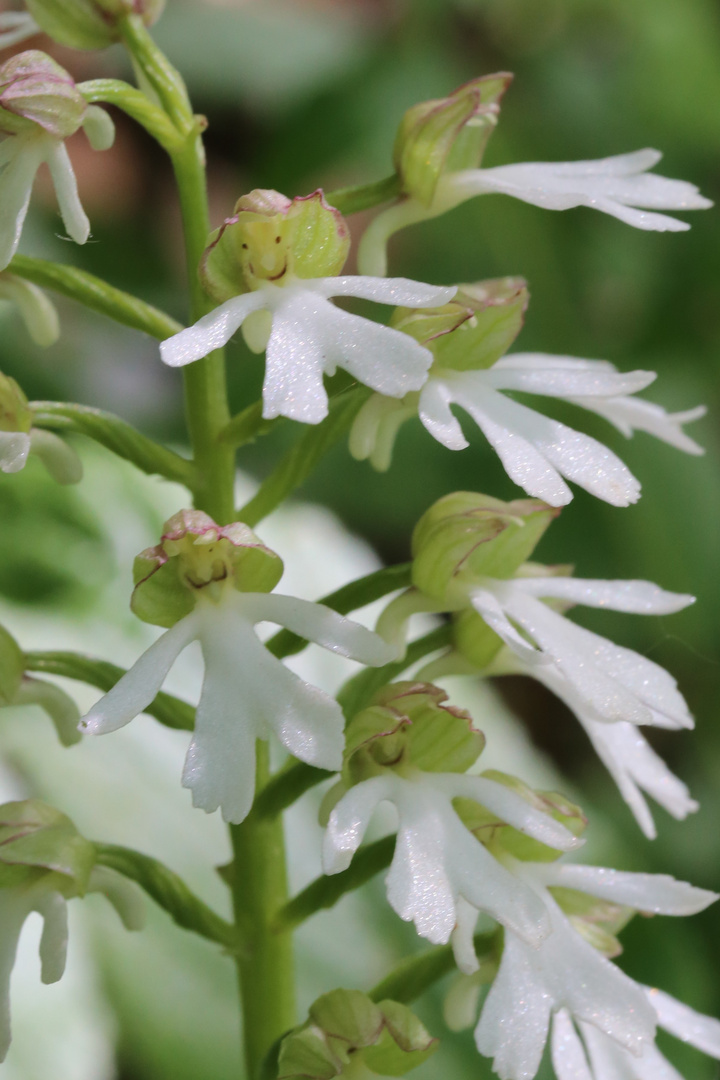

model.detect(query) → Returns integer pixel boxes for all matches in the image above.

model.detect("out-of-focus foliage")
[0,0,718,1077]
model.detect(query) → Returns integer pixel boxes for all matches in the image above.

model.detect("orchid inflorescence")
[0,8,715,1080]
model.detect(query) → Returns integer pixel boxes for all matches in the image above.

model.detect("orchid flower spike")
[379,493,698,836]
[552,987,720,1080]
[160,189,456,425]
[0,370,82,483]
[454,857,717,1080]
[349,280,705,507]
[0,800,144,1061]
[322,683,583,953]
[0,51,115,270]
[79,511,396,824]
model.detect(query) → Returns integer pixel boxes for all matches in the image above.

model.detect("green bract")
[0,799,95,893]
[0,373,31,436]
[454,770,587,863]
[390,278,528,373]
[201,189,351,302]
[0,51,86,138]
[393,73,512,206]
[277,989,437,1079]
[26,0,165,50]
[131,509,283,628]
[411,492,558,604]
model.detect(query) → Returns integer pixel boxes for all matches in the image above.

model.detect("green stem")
[170,136,235,523]
[229,744,296,1077]
[78,78,181,150]
[219,401,279,450]
[368,931,497,1005]
[9,255,182,340]
[239,388,368,528]
[95,843,236,948]
[120,26,294,1075]
[272,836,395,932]
[30,401,196,487]
[254,762,331,820]
[326,174,402,216]
[24,651,195,731]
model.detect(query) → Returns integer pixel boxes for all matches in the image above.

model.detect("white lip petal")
[534,863,717,916]
[0,12,41,48]
[0,891,34,1062]
[646,987,720,1059]
[79,613,200,735]
[181,610,261,824]
[0,430,31,474]
[451,896,482,975]
[45,142,90,246]
[160,292,266,367]
[511,576,695,616]
[551,1011,594,1080]
[260,292,329,422]
[317,275,457,307]
[418,378,470,450]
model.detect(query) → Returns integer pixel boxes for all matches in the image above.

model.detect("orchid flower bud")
[201,189,351,306]
[277,989,438,1080]
[131,509,283,628]
[0,51,86,138]
[25,0,165,50]
[411,491,559,605]
[394,74,512,207]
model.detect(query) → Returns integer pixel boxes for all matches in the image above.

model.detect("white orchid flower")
[322,768,582,950]
[552,986,720,1080]
[0,51,115,270]
[358,150,712,277]
[458,858,716,1080]
[469,575,694,728]
[353,353,705,508]
[0,371,82,483]
[80,510,396,824]
[160,188,455,425]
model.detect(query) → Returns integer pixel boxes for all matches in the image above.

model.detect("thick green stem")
[229,744,296,1077]
[170,136,235,523]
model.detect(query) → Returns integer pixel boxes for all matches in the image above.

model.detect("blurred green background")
[1,0,719,1076]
